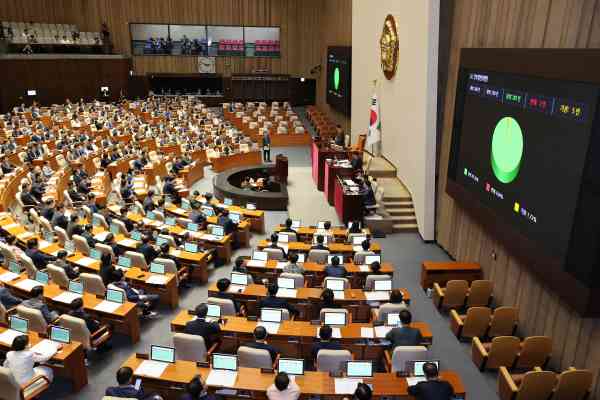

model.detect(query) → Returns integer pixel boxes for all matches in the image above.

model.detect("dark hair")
[270,233,278,243]
[234,257,245,269]
[57,250,67,258]
[105,233,114,242]
[116,366,133,385]
[321,288,335,305]
[370,261,381,273]
[423,362,439,379]
[186,375,204,397]
[142,235,151,244]
[361,239,370,251]
[316,235,324,244]
[399,309,412,325]
[267,283,278,296]
[274,372,290,391]
[354,382,372,400]
[390,289,404,303]
[195,303,208,318]
[27,238,38,249]
[285,218,292,228]
[70,297,84,310]
[113,269,125,281]
[30,285,44,297]
[319,324,333,340]
[288,253,298,263]
[324,221,331,230]
[254,325,267,340]
[12,335,29,351]
[331,256,340,266]
[216,278,231,292]
[101,252,112,267]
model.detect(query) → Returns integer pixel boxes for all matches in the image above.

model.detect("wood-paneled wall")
[437,0,600,397]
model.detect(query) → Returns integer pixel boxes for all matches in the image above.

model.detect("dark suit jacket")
[407,379,454,400]
[0,287,21,308]
[258,296,297,316]
[138,243,159,263]
[105,385,146,399]
[324,264,347,278]
[243,340,278,362]
[25,248,54,269]
[310,340,343,361]
[385,326,423,348]
[310,244,329,251]
[183,318,221,348]
[21,192,38,206]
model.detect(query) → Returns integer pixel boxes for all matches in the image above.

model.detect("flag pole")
[371,79,377,156]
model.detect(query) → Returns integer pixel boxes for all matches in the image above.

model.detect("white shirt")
[266,381,301,400]
[3,350,53,385]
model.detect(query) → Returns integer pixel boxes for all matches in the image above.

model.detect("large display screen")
[326,46,351,116]
[449,69,598,262]
[130,23,280,57]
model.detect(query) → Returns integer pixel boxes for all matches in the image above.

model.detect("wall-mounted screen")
[326,46,351,116]
[130,23,280,58]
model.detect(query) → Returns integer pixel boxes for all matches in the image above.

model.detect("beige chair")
[238,346,276,369]
[515,336,553,370]
[95,243,115,258]
[383,346,429,373]
[59,314,111,351]
[154,257,188,287]
[20,254,38,279]
[433,280,469,310]
[46,264,70,288]
[488,306,519,338]
[173,333,216,362]
[207,297,236,316]
[81,205,92,220]
[38,217,52,233]
[472,336,520,371]
[54,226,68,244]
[552,368,593,400]
[319,308,349,324]
[92,213,109,229]
[316,349,352,373]
[279,272,304,288]
[0,243,17,264]
[498,367,556,400]
[0,303,10,324]
[80,273,106,296]
[265,247,285,261]
[0,366,51,400]
[450,306,491,340]
[364,274,392,291]
[62,190,74,207]
[353,251,375,266]
[466,280,493,307]
[16,306,48,333]
[72,234,91,255]
[157,234,176,248]
[111,219,129,235]
[324,277,350,290]
[307,249,329,264]
[372,302,409,323]
[125,251,148,270]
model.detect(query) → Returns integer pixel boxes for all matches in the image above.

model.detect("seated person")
[388,289,408,308]
[310,235,328,251]
[384,309,423,349]
[120,180,135,203]
[407,362,454,400]
[20,183,40,206]
[353,240,375,265]
[54,250,79,280]
[50,203,69,230]
[99,252,117,286]
[40,199,55,221]
[352,383,373,400]
[319,288,342,311]
[243,326,279,363]
[184,304,221,348]
[25,238,56,270]
[266,372,301,400]
[189,203,207,225]
[0,285,22,308]
[21,286,59,323]
[232,256,249,274]
[3,335,57,386]
[217,209,238,235]
[6,236,26,261]
[370,261,382,274]
[143,191,155,212]
[324,256,347,278]
[213,278,240,312]
[259,283,298,316]
[311,324,342,362]
[138,235,160,264]
[81,224,97,249]
[69,297,100,333]
[105,233,123,257]
[282,253,303,274]
[279,218,297,234]
[113,270,159,318]
[181,375,217,400]
[267,233,287,258]
[66,214,81,238]
[106,366,161,399]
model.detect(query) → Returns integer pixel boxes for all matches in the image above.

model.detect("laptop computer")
[106,288,125,304]
[252,251,268,261]
[325,278,345,292]
[346,361,373,377]
[50,325,71,344]
[150,262,165,274]
[277,277,295,289]
[9,315,28,333]
[260,308,283,323]
[373,279,392,292]
[278,358,304,376]
[231,272,248,286]
[212,353,238,371]
[324,311,347,326]
[150,345,176,363]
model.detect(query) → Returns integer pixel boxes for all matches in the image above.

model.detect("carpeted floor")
[50,144,500,400]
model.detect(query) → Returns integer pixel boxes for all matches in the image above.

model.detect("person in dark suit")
[407,362,454,400]
[324,256,347,278]
[267,233,287,258]
[217,209,237,235]
[54,250,79,280]
[351,153,363,171]
[310,235,328,251]
[21,286,58,323]
[311,324,343,362]
[183,304,221,348]
[20,184,40,206]
[189,203,207,225]
[262,130,271,162]
[319,288,342,312]
[40,199,55,221]
[352,382,373,400]
[348,220,362,234]
[243,326,279,362]
[180,375,217,400]
[0,157,15,174]
[258,283,297,316]
[69,297,100,333]
[105,366,154,399]
[99,252,117,285]
[81,224,97,249]
[50,204,69,230]
[211,278,241,312]
[334,127,345,147]
[138,235,160,263]
[143,191,155,212]
[279,218,297,234]
[0,286,22,308]
[113,270,159,318]
[25,239,55,270]
[385,310,423,349]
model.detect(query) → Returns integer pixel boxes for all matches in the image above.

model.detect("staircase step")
[369,170,397,178]
[390,215,417,222]
[393,223,419,232]
[383,201,413,208]
[383,195,412,202]
[388,208,415,216]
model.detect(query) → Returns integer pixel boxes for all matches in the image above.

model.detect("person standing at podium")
[262,130,271,162]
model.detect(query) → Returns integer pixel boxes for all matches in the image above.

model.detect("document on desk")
[246,260,266,267]
[135,360,169,378]
[170,249,182,258]
[146,275,168,285]
[334,378,363,394]
[201,234,218,241]
[344,179,357,186]
[0,329,23,345]
[17,232,35,241]
[374,325,393,338]
[333,291,345,300]
[30,339,59,358]
[94,300,122,313]
[360,327,375,338]
[206,370,238,388]
[359,265,370,272]
[77,256,97,267]
[53,291,82,304]
[406,377,427,386]
[38,240,52,249]
[276,288,297,298]
[256,322,280,335]
[118,238,138,247]
[94,232,110,242]
[353,245,363,252]
[0,271,19,283]
[365,292,390,301]
[15,279,40,292]
[275,262,288,269]
[227,284,246,293]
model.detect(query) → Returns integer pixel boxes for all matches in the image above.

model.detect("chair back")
[207,297,236,316]
[72,234,91,255]
[59,314,91,349]
[112,219,129,235]
[316,349,352,373]
[467,280,493,307]
[353,251,375,266]
[80,273,106,296]
[95,243,115,258]
[443,280,469,309]
[54,226,68,244]
[125,250,148,270]
[16,305,47,333]
[323,277,350,289]
[515,370,556,400]
[307,249,329,264]
[63,190,73,207]
[0,304,7,324]
[375,302,408,323]
[391,346,428,372]
[264,248,285,261]
[173,333,209,362]
[154,257,179,285]
[238,346,273,369]
[516,336,553,369]
[364,274,392,291]
[462,307,492,339]
[157,234,176,248]
[552,369,593,400]
[0,243,17,264]
[486,336,520,369]
[280,273,303,288]
[0,366,22,400]
[92,213,109,229]
[47,264,70,288]
[20,254,37,279]
[81,206,92,220]
[489,306,518,337]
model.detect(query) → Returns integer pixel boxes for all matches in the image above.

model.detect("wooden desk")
[311,141,352,191]
[211,151,262,173]
[274,225,371,241]
[325,160,354,206]
[180,161,205,187]
[335,177,363,224]
[166,203,265,234]
[0,327,88,391]
[256,240,381,255]
[420,261,483,290]
[123,355,465,399]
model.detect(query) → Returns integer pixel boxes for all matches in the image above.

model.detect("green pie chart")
[491,116,523,184]
[333,67,340,91]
